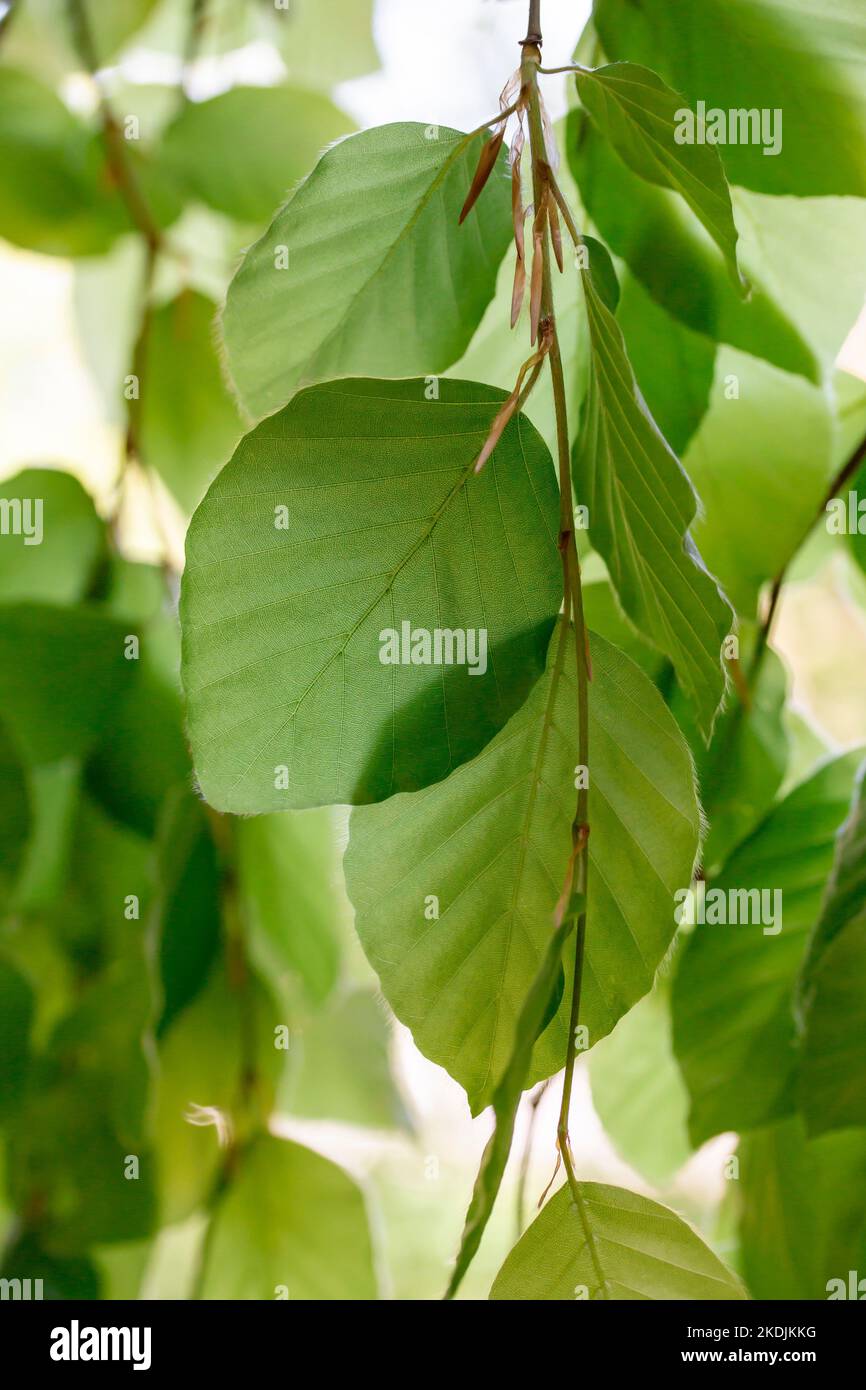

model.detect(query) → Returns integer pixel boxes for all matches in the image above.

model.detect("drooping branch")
[521,32,593,1215]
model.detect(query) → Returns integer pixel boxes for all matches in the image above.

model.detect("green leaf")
[576,63,744,290]
[345,626,701,1113]
[0,958,34,1124]
[7,1076,157,1253]
[153,791,222,1036]
[0,1231,100,1300]
[5,0,159,77]
[236,808,341,1008]
[490,1182,746,1300]
[0,469,104,605]
[271,0,380,89]
[180,377,560,813]
[140,291,243,514]
[152,965,279,1225]
[221,123,513,419]
[280,989,410,1132]
[0,718,31,897]
[197,1134,378,1299]
[161,85,355,227]
[593,0,866,198]
[575,259,733,739]
[590,980,692,1187]
[671,642,790,876]
[567,112,819,384]
[0,69,124,257]
[684,349,834,617]
[84,570,189,837]
[444,912,577,1300]
[672,752,864,1144]
[0,604,133,765]
[616,272,716,457]
[738,1116,866,1299]
[797,766,866,1134]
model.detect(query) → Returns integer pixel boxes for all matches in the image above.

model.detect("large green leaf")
[490,1182,746,1300]
[345,627,700,1113]
[576,63,743,288]
[236,808,341,1008]
[140,291,243,513]
[672,752,863,1144]
[180,377,560,813]
[797,767,866,1134]
[197,1135,378,1300]
[0,469,104,606]
[738,1116,866,1299]
[593,0,866,197]
[575,256,733,739]
[221,124,513,419]
[160,86,354,227]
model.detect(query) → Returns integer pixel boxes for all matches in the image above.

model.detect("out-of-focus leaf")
[684,349,834,617]
[0,604,133,766]
[236,808,341,1009]
[593,0,866,197]
[280,989,410,1132]
[0,470,104,606]
[13,759,79,912]
[222,124,513,419]
[0,69,125,256]
[7,0,160,71]
[0,1231,100,1299]
[490,1182,745,1300]
[138,290,243,513]
[153,790,221,1036]
[161,86,355,227]
[346,628,700,1113]
[197,1134,378,1300]
[672,752,863,1144]
[738,1116,866,1299]
[616,272,716,457]
[7,1075,157,1254]
[153,964,281,1224]
[672,642,790,876]
[568,113,818,383]
[181,377,560,813]
[85,595,189,838]
[0,957,34,1124]
[0,718,31,897]
[590,980,692,1187]
[797,767,866,1134]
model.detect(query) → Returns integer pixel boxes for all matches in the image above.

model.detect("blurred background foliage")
[0,0,865,1300]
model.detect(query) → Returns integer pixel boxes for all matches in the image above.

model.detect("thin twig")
[515,1080,549,1239]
